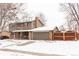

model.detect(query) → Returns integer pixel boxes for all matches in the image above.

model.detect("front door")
[21,32,29,39]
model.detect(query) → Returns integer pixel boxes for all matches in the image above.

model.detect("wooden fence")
[52,31,77,40]
[77,33,79,40]
[53,32,63,40]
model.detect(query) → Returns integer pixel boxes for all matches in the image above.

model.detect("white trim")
[12,26,54,32]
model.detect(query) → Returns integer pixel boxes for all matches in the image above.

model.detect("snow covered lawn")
[0,40,16,47]
[0,50,34,56]
[0,40,79,56]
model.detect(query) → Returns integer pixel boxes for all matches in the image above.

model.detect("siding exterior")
[9,17,44,31]
[9,22,34,31]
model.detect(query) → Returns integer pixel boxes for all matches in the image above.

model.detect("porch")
[11,32,33,40]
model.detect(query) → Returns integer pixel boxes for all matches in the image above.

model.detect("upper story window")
[27,22,31,27]
[16,23,24,27]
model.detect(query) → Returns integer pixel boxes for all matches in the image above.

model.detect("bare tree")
[60,3,79,32]
[15,3,29,22]
[59,25,65,31]
[0,3,27,32]
[0,3,17,32]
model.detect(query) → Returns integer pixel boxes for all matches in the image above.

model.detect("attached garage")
[31,26,54,40]
[33,32,49,40]
[12,26,61,40]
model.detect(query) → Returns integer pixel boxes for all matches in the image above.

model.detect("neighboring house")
[0,31,11,39]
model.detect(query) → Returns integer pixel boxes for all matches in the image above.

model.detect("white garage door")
[33,32,49,40]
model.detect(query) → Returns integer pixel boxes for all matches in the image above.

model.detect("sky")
[0,0,77,27]
[0,0,78,26]
[25,1,66,27]
[0,0,78,27]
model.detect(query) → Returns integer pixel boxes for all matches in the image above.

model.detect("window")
[27,22,31,27]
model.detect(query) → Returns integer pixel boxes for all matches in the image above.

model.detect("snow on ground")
[0,40,34,47]
[0,50,34,56]
[0,40,79,56]
[0,40,16,47]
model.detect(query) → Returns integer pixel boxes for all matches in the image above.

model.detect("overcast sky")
[0,0,78,27]
[0,0,77,27]
[25,1,66,27]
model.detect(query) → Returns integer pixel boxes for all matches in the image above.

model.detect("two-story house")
[9,16,47,40]
[9,16,62,40]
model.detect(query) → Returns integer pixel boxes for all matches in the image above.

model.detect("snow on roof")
[12,26,54,32]
[12,29,32,32]
[31,26,54,32]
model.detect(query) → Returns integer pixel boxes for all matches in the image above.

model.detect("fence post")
[63,32,65,40]
[75,32,77,40]
[48,31,52,40]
